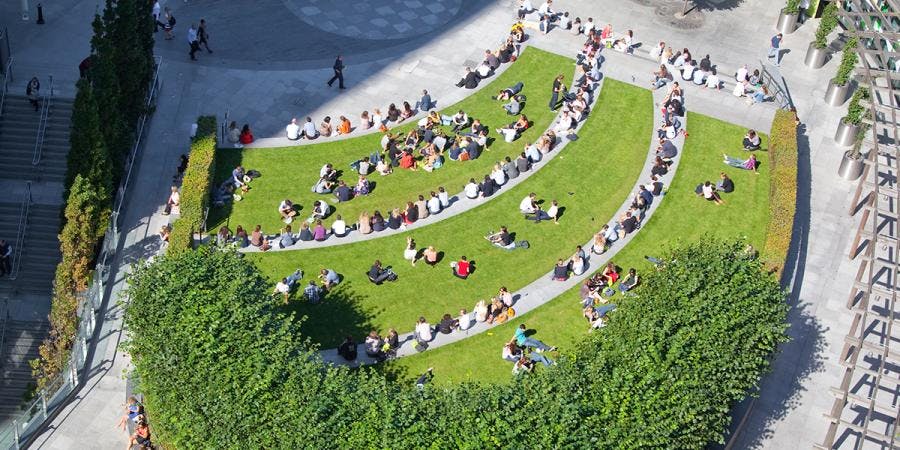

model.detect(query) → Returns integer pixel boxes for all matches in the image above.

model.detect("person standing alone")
[769,33,783,66]
[549,74,564,111]
[0,239,12,277]
[198,19,213,53]
[328,55,345,89]
[188,24,200,61]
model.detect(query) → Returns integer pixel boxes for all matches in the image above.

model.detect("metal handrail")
[0,57,13,120]
[9,182,31,281]
[0,297,10,373]
[32,75,53,166]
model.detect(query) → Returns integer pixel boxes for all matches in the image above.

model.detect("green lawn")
[384,111,772,385]
[247,80,653,347]
[209,48,575,232]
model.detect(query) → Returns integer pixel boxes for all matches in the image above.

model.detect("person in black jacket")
[327,55,345,89]
[456,67,479,89]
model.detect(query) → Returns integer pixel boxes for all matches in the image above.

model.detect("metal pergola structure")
[821,1,900,449]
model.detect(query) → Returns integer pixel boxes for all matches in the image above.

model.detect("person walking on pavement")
[198,19,213,53]
[188,24,200,61]
[768,33,783,66]
[549,74,564,111]
[0,239,12,277]
[328,55,345,89]
[152,0,161,33]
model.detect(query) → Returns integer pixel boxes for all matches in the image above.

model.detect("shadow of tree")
[282,280,380,349]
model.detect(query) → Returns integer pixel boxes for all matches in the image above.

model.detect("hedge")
[168,116,217,252]
[124,239,789,449]
[763,109,798,276]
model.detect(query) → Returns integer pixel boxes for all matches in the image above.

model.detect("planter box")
[838,150,865,180]
[834,118,860,147]
[777,11,799,34]
[804,42,828,69]
[825,80,850,106]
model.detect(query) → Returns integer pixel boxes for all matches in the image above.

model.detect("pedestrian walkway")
[321,74,686,365]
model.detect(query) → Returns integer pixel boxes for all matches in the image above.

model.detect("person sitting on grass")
[580,279,602,307]
[496,81,525,101]
[273,269,302,303]
[403,237,418,266]
[723,153,758,173]
[552,259,569,281]
[717,172,735,193]
[452,256,472,279]
[503,94,523,115]
[497,114,530,143]
[368,260,396,284]
[743,129,761,150]
[319,268,340,290]
[279,199,297,223]
[422,246,438,267]
[513,323,557,352]
[332,215,350,237]
[314,177,335,194]
[700,181,725,205]
[585,304,617,330]
[503,340,523,362]
[304,280,323,304]
[618,268,639,293]
[334,180,353,202]
[512,355,535,375]
[311,200,330,220]
[450,110,469,132]
[486,226,515,249]
[464,178,481,200]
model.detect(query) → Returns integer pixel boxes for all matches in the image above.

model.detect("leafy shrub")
[764,110,798,275]
[168,116,217,252]
[783,0,801,14]
[845,86,870,126]
[814,2,838,49]
[834,37,859,86]
[124,240,789,449]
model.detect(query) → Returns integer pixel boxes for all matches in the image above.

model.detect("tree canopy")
[123,239,788,449]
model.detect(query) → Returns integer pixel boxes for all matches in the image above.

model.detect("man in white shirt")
[650,41,665,63]
[464,179,480,199]
[152,1,161,32]
[331,215,349,237]
[302,116,318,139]
[438,187,450,207]
[538,0,553,17]
[188,24,200,61]
[427,193,442,215]
[272,269,302,302]
[415,317,433,343]
[520,193,538,214]
[286,118,300,140]
[584,18,596,33]
[320,163,336,180]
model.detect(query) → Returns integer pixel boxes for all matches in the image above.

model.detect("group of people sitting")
[456,30,521,90]
[702,128,761,203]
[647,41,768,104]
[211,165,258,207]
[118,396,152,450]
[518,0,633,54]
[271,267,342,304]
[504,323,558,375]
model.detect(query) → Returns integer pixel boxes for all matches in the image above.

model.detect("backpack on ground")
[415,341,429,352]
[516,240,530,249]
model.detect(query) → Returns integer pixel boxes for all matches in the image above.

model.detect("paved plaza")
[0,0,864,448]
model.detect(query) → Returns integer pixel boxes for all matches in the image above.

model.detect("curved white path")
[320,65,687,366]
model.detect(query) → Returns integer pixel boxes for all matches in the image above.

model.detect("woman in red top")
[452,256,471,279]
[399,151,417,170]
[239,123,254,144]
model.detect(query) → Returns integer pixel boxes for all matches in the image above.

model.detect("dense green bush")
[764,110,798,276]
[845,86,870,126]
[124,240,789,449]
[36,0,155,388]
[814,2,838,49]
[834,36,859,86]
[168,116,217,252]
